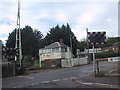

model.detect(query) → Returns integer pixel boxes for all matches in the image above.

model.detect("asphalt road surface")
[2,61,119,88]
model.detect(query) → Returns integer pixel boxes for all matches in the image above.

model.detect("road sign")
[87,32,106,45]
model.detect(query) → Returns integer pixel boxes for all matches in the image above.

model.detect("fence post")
[96,60,99,76]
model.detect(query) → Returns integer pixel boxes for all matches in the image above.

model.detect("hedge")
[96,50,120,59]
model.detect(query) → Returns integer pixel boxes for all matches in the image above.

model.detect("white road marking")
[108,69,117,73]
[70,77,76,79]
[93,83,109,86]
[75,80,83,84]
[41,81,50,84]
[31,83,35,86]
[82,83,93,85]
[13,85,23,88]
[25,76,34,79]
[52,79,60,82]
[75,80,119,88]
[17,76,34,79]
[79,74,91,77]
[62,78,69,80]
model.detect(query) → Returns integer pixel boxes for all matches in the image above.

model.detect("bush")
[96,50,120,58]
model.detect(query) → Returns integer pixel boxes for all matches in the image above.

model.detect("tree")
[6,25,43,58]
[77,41,86,51]
[6,30,16,48]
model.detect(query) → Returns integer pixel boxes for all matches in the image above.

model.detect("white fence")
[61,58,88,67]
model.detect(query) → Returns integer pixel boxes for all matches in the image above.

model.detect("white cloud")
[71,3,107,40]
[72,27,87,41]
[0,1,118,44]
[0,24,15,43]
[55,12,68,23]
[78,3,105,28]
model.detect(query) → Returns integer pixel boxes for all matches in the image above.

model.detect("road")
[2,61,119,88]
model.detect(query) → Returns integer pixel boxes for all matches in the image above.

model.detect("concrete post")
[92,44,96,76]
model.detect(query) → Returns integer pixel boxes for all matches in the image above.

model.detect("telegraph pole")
[15,0,22,67]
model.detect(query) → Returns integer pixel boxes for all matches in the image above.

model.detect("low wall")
[61,58,88,67]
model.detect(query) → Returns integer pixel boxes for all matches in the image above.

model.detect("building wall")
[44,59,61,67]
[39,47,72,61]
[41,52,62,61]
[61,58,88,67]
[61,47,72,59]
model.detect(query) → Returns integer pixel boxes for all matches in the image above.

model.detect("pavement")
[74,68,120,89]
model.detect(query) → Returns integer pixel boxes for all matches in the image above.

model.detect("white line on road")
[108,69,117,74]
[75,80,119,88]
[52,79,60,82]
[62,78,69,80]
[82,83,93,85]
[79,74,91,78]
[25,76,34,79]
[70,77,76,79]
[41,81,50,84]
[13,85,23,88]
[93,83,109,87]
[31,83,35,86]
[17,76,34,79]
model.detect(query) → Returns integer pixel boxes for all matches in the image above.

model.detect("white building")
[39,41,72,67]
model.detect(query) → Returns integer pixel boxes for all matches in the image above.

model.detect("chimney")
[59,39,64,44]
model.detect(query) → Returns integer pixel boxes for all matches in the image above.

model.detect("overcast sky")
[0,0,119,44]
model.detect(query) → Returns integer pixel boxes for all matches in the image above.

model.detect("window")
[65,47,67,52]
[46,49,52,53]
[52,47,59,52]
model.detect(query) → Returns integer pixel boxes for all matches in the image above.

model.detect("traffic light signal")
[2,46,6,57]
[2,47,19,61]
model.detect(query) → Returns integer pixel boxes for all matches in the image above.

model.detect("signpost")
[87,31,106,76]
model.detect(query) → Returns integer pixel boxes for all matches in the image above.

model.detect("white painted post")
[39,50,42,68]
[92,44,96,76]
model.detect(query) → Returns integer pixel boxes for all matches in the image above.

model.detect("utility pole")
[15,0,22,67]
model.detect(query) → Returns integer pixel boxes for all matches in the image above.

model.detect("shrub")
[96,50,120,58]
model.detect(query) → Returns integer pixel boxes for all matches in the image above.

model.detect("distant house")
[39,40,72,67]
[102,42,120,52]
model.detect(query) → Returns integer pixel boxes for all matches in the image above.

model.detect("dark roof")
[44,42,68,49]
